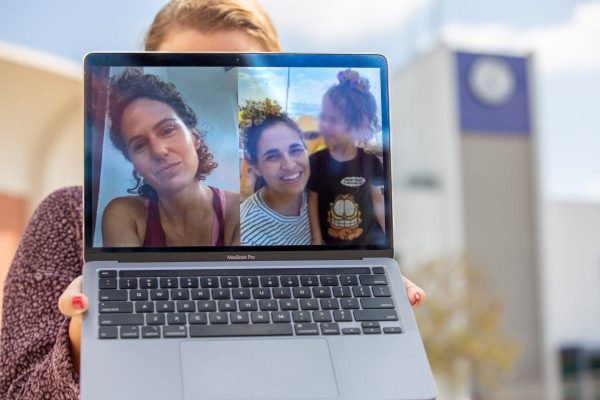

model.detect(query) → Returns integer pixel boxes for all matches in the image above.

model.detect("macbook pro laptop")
[81,52,436,400]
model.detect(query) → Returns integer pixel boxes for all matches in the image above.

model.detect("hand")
[403,276,426,307]
[57,275,88,374]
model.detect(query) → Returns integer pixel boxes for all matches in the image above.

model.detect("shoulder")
[222,190,240,219]
[310,148,329,162]
[240,192,261,217]
[104,196,145,218]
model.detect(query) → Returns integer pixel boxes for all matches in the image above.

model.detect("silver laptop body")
[81,52,436,400]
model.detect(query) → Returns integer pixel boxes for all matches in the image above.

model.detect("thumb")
[58,275,89,317]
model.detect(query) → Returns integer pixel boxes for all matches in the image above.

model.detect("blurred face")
[121,98,200,196]
[252,123,309,197]
[157,29,264,52]
[319,95,357,151]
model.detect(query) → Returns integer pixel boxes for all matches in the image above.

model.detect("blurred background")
[0,0,598,398]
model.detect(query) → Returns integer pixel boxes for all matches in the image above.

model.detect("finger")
[58,276,89,317]
[402,276,427,307]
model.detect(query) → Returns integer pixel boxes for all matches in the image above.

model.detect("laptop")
[81,52,436,400]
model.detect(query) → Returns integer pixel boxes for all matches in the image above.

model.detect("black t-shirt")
[308,147,385,246]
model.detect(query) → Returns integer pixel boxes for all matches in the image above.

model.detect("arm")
[101,197,142,247]
[307,190,323,245]
[370,184,385,231]
[0,187,84,400]
[224,191,240,246]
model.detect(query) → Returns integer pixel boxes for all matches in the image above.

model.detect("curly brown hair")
[108,68,217,198]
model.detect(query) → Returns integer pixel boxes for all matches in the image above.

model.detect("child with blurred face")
[307,69,386,246]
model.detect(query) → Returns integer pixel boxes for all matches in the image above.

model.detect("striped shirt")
[240,190,311,246]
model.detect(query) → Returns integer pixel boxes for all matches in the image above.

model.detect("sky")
[0,0,598,201]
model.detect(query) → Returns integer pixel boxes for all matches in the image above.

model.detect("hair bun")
[239,98,285,132]
[337,69,370,93]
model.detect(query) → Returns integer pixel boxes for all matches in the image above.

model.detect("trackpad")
[180,338,338,400]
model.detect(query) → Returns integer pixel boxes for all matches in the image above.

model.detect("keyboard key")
[211,288,230,300]
[146,314,166,325]
[99,326,118,339]
[333,286,352,298]
[177,301,196,312]
[252,288,271,299]
[281,276,299,287]
[180,277,199,288]
[230,312,250,324]
[313,287,332,298]
[99,290,127,301]
[361,298,395,309]
[167,313,186,325]
[319,275,339,286]
[140,278,158,289]
[271,311,291,323]
[340,298,360,309]
[218,300,237,312]
[197,300,217,312]
[372,286,392,297]
[221,277,239,288]
[189,324,292,337]
[99,302,133,313]
[359,275,388,285]
[240,277,259,287]
[352,286,372,297]
[149,289,169,300]
[99,278,117,289]
[200,277,219,288]
[342,328,361,335]
[135,301,154,313]
[320,323,340,335]
[239,300,258,311]
[99,314,143,326]
[372,266,385,274]
[250,311,270,323]
[292,311,312,322]
[209,312,228,324]
[354,310,398,322]
[294,323,319,335]
[120,326,139,339]
[142,326,161,338]
[259,299,278,311]
[292,287,311,298]
[190,289,210,300]
[119,278,138,290]
[361,322,380,328]
[340,275,359,286]
[130,290,148,301]
[171,289,190,300]
[160,278,178,289]
[300,275,319,286]
[384,327,403,334]
[273,288,292,299]
[319,298,340,310]
[279,299,299,311]
[333,310,353,322]
[312,310,332,322]
[299,299,319,310]
[188,313,207,324]
[363,327,382,334]
[163,326,187,338]
[99,270,117,279]
[156,301,175,312]
[260,276,279,287]
[232,288,251,299]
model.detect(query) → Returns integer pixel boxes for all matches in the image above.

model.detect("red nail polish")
[72,295,84,310]
[414,293,421,303]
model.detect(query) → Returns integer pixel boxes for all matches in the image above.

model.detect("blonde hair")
[144,0,281,52]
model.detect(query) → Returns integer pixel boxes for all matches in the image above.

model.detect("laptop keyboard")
[97,267,402,339]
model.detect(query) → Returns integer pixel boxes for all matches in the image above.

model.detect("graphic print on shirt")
[327,193,363,241]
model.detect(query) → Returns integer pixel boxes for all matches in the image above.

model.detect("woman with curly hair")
[102,68,239,247]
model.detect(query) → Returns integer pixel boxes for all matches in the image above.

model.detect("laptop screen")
[84,53,393,258]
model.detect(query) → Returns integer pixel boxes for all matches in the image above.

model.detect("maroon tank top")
[142,186,225,247]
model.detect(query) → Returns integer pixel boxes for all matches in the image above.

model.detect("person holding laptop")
[101,68,240,247]
[0,1,426,399]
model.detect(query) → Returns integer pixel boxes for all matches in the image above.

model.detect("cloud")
[440,2,600,74]
[258,0,431,46]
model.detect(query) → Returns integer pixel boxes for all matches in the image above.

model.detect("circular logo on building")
[468,56,516,107]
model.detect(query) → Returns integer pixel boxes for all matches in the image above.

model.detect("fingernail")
[72,295,84,310]
[415,293,421,303]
